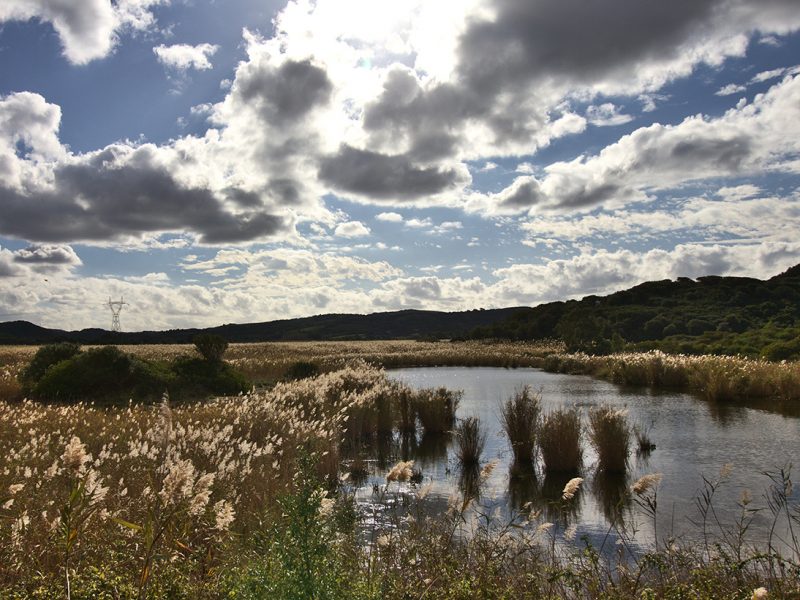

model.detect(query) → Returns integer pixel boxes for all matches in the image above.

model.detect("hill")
[469,264,800,359]
[0,307,531,345]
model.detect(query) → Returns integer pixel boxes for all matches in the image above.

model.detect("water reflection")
[345,367,800,552]
[592,470,631,526]
[416,432,451,466]
[507,464,537,511]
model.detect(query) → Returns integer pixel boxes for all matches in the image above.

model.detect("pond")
[348,367,800,552]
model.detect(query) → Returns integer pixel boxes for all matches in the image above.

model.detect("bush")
[762,336,800,361]
[193,333,229,362]
[19,342,82,386]
[171,356,249,398]
[539,407,582,473]
[32,346,172,402]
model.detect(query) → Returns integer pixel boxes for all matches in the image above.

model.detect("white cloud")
[375,211,404,222]
[468,74,800,215]
[334,221,371,237]
[0,0,167,64]
[153,43,220,71]
[491,242,800,305]
[586,103,634,127]
[715,83,747,96]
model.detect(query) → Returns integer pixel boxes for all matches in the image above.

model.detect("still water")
[350,367,799,551]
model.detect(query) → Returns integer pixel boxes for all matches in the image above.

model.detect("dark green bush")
[193,333,229,362]
[171,356,249,397]
[19,342,82,386]
[762,336,800,361]
[32,346,172,402]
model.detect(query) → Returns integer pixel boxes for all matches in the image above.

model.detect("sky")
[0,0,799,331]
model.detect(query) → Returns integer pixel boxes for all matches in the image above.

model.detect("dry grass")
[499,386,540,465]
[588,405,631,473]
[539,407,582,473]
[454,416,486,467]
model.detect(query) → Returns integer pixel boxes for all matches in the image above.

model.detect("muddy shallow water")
[348,367,800,552]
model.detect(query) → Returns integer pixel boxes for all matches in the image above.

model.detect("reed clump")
[588,405,631,473]
[415,387,460,434]
[455,416,486,466]
[500,386,541,465]
[539,407,582,473]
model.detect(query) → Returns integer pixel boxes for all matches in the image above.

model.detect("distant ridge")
[469,264,800,358]
[0,307,532,345]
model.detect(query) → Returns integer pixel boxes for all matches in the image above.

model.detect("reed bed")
[454,416,486,467]
[588,405,631,473]
[500,386,540,465]
[539,407,583,473]
[0,361,456,596]
[541,349,800,407]
[414,387,460,434]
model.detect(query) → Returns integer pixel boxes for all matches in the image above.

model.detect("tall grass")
[415,387,460,434]
[588,405,631,473]
[499,386,540,465]
[539,407,582,473]
[455,416,486,467]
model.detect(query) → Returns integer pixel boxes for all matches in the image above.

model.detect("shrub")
[455,416,486,467]
[193,333,229,362]
[588,405,631,473]
[499,386,540,465]
[539,407,582,473]
[171,356,249,398]
[32,346,172,402]
[19,342,82,386]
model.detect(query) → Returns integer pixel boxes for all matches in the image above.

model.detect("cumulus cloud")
[334,221,371,238]
[153,43,219,71]
[375,212,404,222]
[0,0,167,64]
[469,73,800,215]
[492,242,800,305]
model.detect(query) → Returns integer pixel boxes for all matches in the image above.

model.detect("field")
[1,341,799,598]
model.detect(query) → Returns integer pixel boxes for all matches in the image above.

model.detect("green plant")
[32,346,173,402]
[588,405,631,473]
[19,342,82,387]
[192,334,229,363]
[499,386,540,465]
[539,407,582,472]
[171,356,249,398]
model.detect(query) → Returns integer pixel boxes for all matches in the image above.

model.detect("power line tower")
[107,297,128,332]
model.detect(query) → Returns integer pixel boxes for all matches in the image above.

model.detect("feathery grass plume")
[588,405,631,473]
[386,460,415,482]
[539,407,582,473]
[631,473,663,496]
[561,477,584,500]
[752,587,768,599]
[455,416,486,467]
[499,386,540,465]
[415,387,460,434]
